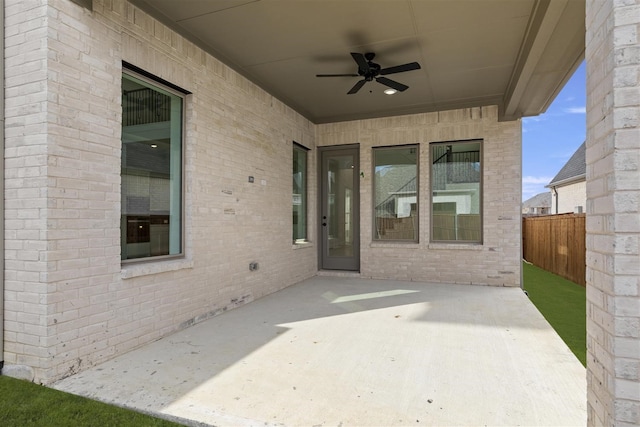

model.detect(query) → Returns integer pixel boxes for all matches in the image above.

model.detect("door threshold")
[317,270,361,278]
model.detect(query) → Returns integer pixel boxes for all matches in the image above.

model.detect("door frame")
[318,144,360,271]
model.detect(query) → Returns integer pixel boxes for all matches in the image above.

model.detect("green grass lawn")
[0,375,183,427]
[522,261,586,366]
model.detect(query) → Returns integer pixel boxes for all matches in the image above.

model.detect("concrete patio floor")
[53,276,586,426]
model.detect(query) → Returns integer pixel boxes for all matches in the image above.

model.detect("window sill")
[121,258,194,279]
[292,241,313,250]
[428,243,483,250]
[370,242,420,249]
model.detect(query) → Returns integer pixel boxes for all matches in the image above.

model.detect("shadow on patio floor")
[54,277,586,426]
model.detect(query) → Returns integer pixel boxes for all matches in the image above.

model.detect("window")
[431,140,482,242]
[121,68,185,261]
[293,143,308,243]
[373,145,418,241]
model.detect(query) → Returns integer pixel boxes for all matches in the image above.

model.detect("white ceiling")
[130,0,585,124]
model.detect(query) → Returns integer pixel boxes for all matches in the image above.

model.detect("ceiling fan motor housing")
[361,62,381,79]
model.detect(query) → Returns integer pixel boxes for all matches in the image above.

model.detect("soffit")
[129,0,585,124]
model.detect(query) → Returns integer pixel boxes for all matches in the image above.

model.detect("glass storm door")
[320,146,360,271]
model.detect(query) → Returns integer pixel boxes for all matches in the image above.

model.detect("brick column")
[585,1,640,425]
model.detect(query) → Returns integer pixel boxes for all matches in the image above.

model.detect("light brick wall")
[552,180,587,213]
[4,0,317,383]
[585,0,640,425]
[4,0,53,377]
[316,107,522,286]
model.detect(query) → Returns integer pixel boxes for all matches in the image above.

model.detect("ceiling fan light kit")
[316,52,421,95]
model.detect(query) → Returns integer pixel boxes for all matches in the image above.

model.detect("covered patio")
[3,0,637,425]
[54,276,586,426]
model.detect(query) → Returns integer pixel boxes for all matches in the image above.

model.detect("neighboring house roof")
[547,141,586,187]
[375,166,416,215]
[522,192,551,210]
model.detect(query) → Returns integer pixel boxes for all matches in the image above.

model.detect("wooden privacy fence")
[522,213,586,286]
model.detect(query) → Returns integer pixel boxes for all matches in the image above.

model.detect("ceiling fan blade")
[376,76,409,92]
[347,79,367,94]
[379,62,421,75]
[350,52,370,74]
[316,73,360,77]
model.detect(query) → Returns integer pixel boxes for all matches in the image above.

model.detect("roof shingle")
[547,141,586,187]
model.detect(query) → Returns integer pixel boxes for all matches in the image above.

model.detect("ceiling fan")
[316,52,421,94]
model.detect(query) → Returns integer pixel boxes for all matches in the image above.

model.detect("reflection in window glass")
[431,140,482,242]
[373,146,418,241]
[121,72,183,260]
[293,143,308,242]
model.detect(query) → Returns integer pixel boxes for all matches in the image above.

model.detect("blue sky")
[521,61,586,201]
